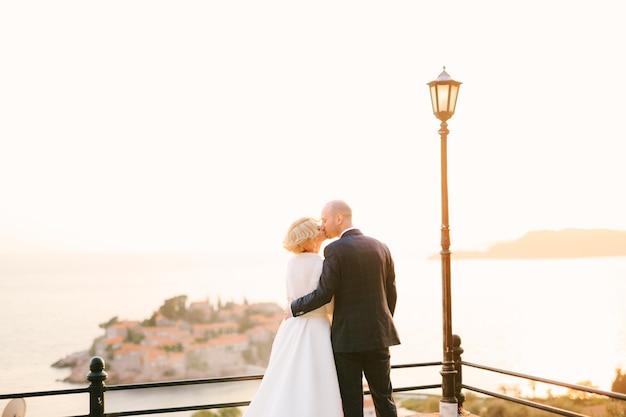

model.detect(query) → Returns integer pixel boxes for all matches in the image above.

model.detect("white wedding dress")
[243,252,343,417]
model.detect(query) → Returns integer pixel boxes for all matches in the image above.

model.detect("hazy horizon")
[3,226,626,258]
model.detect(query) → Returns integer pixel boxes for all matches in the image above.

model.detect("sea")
[1,252,625,417]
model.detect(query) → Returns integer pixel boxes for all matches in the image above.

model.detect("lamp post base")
[439,400,458,417]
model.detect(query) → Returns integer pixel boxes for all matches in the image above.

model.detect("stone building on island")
[57,298,283,384]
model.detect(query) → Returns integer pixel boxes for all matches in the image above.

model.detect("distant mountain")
[428,229,626,260]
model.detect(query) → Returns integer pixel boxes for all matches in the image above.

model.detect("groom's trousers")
[334,348,397,417]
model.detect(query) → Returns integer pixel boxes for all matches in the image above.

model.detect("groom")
[288,200,400,417]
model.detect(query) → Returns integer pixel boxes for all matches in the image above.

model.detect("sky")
[1,1,625,258]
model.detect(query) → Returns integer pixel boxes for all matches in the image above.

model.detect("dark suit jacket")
[291,229,400,352]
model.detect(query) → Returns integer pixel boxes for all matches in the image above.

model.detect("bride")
[242,217,343,416]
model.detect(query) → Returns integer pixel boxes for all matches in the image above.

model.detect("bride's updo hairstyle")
[283,217,319,254]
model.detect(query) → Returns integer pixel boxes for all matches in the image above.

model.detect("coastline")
[427,228,626,260]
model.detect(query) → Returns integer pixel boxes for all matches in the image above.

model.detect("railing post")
[86,356,108,417]
[453,334,466,414]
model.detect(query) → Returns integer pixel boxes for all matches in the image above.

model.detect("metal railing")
[2,335,625,417]
[461,361,626,417]
[0,357,442,417]
[452,335,626,417]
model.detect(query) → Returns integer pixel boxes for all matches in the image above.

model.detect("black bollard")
[86,356,108,417]
[452,335,466,413]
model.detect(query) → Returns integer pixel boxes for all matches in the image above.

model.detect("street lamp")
[428,67,461,417]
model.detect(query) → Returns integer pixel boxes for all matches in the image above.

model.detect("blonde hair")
[283,217,319,253]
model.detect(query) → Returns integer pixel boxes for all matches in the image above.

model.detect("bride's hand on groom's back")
[284,298,294,319]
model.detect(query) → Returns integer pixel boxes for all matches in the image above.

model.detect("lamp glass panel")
[448,84,459,114]
[437,84,451,113]
[429,84,438,113]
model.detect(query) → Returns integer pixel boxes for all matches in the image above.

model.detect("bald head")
[324,200,352,218]
[321,200,353,238]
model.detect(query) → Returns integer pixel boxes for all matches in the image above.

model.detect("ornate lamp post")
[428,67,461,417]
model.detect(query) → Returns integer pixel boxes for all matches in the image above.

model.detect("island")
[53,295,284,384]
[428,228,626,260]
